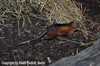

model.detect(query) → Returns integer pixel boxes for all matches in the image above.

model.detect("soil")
[0,1,100,66]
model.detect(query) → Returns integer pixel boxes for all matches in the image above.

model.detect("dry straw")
[32,0,84,24]
[0,0,87,36]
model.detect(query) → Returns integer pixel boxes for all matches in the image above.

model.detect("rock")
[49,38,100,66]
[75,54,100,66]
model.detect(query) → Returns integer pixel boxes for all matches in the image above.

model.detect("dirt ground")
[0,0,100,66]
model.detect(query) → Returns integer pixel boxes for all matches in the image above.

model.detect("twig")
[12,51,17,61]
[0,37,5,39]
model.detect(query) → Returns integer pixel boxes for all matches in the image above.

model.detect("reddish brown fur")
[19,21,79,45]
[44,22,78,39]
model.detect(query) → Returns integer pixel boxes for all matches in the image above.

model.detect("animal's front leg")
[68,31,74,39]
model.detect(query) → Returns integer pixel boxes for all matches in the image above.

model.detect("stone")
[49,38,100,66]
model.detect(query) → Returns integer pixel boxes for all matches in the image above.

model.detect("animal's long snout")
[76,26,82,32]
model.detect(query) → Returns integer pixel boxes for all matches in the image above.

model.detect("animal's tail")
[19,31,47,45]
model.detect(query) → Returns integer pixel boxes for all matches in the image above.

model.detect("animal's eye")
[76,26,78,28]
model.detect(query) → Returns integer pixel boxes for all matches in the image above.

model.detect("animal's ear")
[72,22,77,28]
[70,20,74,23]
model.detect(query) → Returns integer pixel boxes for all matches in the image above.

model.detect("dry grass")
[32,0,83,24]
[0,0,98,39]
